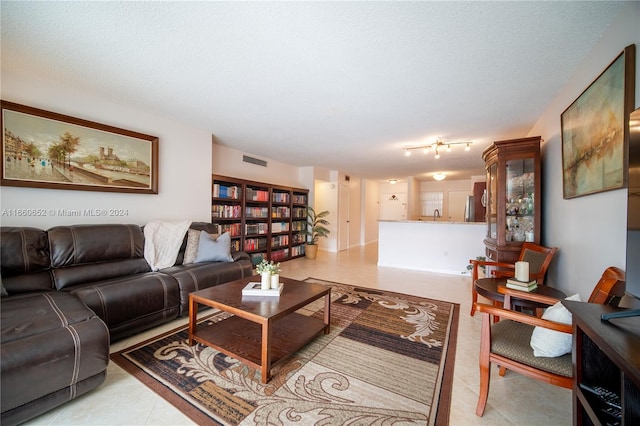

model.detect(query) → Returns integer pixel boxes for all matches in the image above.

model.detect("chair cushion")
[491,320,572,377]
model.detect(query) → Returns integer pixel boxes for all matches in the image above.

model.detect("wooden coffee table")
[188,276,331,383]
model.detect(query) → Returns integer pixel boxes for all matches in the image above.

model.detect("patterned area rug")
[111,278,459,425]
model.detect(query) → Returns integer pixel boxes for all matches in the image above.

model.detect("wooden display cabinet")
[211,175,308,265]
[482,136,542,264]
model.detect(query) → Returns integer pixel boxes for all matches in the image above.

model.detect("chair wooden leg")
[470,266,479,316]
[499,366,507,376]
[492,300,501,323]
[471,285,478,316]
[476,313,491,416]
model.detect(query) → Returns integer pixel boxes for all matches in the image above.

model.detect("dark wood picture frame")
[561,44,636,199]
[1,100,158,194]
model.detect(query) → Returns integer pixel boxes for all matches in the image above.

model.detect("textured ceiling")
[0,1,626,182]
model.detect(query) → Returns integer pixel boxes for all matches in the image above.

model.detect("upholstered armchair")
[474,266,625,417]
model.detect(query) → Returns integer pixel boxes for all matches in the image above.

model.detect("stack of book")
[506,278,538,292]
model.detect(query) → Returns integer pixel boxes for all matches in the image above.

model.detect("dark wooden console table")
[562,301,640,425]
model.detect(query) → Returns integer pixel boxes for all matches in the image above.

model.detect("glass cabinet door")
[488,163,498,240]
[505,158,535,243]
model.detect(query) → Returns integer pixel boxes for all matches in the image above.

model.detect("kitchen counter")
[378,220,486,274]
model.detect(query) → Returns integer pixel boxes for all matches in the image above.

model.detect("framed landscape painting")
[1,101,158,194]
[561,44,635,199]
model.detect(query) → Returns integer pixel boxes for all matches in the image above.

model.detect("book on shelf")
[505,282,538,292]
[242,282,283,297]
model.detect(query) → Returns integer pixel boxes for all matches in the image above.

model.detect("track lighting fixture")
[403,139,473,158]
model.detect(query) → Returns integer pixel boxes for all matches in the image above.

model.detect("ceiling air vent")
[243,155,267,167]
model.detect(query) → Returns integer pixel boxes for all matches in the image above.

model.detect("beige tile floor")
[26,243,571,425]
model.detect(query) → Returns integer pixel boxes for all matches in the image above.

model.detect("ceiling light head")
[423,146,429,154]
[446,144,451,152]
[465,143,471,151]
[434,148,440,159]
[404,149,411,157]
[388,179,397,184]
[433,172,446,181]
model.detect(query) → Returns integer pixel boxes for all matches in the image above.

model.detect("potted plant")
[302,207,330,259]
[255,259,281,289]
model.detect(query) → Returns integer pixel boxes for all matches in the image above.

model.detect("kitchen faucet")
[433,209,440,220]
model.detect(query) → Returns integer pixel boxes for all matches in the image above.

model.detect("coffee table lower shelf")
[190,313,328,381]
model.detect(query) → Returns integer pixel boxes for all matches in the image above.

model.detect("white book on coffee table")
[242,282,284,297]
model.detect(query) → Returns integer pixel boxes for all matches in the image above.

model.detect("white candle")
[261,272,271,290]
[515,261,529,282]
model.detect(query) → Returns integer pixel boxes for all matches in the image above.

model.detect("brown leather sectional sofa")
[0,222,253,425]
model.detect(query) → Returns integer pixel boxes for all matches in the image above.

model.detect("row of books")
[230,239,241,252]
[270,248,290,261]
[292,194,307,205]
[212,204,242,218]
[246,188,269,202]
[505,277,538,292]
[291,221,307,231]
[219,223,242,237]
[292,233,306,244]
[245,207,269,218]
[271,207,290,218]
[245,222,268,235]
[244,238,267,251]
[215,220,302,235]
[272,192,290,204]
[271,235,289,247]
[212,184,241,199]
[292,207,307,218]
[271,222,290,233]
[291,245,305,257]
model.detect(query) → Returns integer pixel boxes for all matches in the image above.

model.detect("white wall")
[362,179,380,244]
[212,143,303,188]
[378,221,486,274]
[348,177,362,249]
[528,1,640,297]
[0,70,212,228]
[315,180,338,252]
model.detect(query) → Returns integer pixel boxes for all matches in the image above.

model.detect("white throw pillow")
[194,231,233,263]
[530,293,582,357]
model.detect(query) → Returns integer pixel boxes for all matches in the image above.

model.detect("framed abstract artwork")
[1,101,158,194]
[561,44,636,199]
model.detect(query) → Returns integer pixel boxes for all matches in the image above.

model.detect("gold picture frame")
[1,101,158,194]
[561,44,636,199]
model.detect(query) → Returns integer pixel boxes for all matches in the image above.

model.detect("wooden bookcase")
[212,175,308,265]
[562,301,640,425]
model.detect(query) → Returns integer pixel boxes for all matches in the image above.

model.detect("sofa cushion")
[68,272,180,341]
[0,227,53,294]
[1,292,109,417]
[48,224,145,267]
[48,224,150,290]
[52,258,151,290]
[162,251,253,316]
